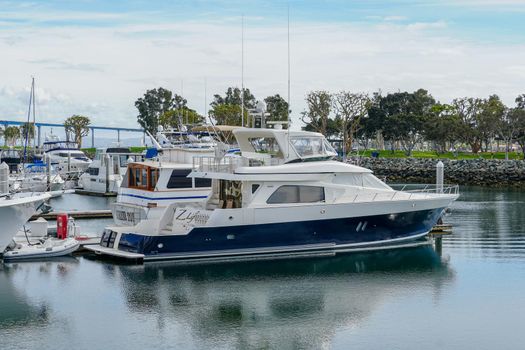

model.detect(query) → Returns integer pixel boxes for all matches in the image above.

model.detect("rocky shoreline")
[348,157,525,187]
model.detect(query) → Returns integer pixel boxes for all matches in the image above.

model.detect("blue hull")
[108,208,445,261]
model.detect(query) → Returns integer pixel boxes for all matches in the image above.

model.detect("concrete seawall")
[349,157,525,187]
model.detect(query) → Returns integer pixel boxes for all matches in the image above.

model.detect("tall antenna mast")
[32,76,36,149]
[181,79,185,125]
[241,14,245,127]
[287,5,291,156]
[204,77,207,120]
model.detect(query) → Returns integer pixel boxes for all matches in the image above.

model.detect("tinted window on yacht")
[87,167,99,176]
[167,169,193,189]
[252,184,260,193]
[267,185,325,204]
[195,177,212,188]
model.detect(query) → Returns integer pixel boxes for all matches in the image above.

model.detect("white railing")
[343,184,459,204]
[389,184,460,195]
[192,155,282,173]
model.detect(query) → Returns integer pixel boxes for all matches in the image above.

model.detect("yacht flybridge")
[41,134,91,177]
[88,128,459,262]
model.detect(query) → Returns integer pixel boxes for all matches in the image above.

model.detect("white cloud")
[1,16,524,130]
[384,16,408,21]
[406,20,448,30]
[366,15,407,22]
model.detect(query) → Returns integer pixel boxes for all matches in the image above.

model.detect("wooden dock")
[430,224,453,235]
[75,189,117,197]
[31,210,113,220]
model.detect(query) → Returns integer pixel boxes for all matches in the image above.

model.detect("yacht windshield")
[290,136,336,158]
[248,137,282,157]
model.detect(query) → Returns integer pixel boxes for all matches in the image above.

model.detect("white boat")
[3,237,79,261]
[0,162,51,252]
[87,128,459,262]
[9,162,65,193]
[155,126,218,151]
[78,147,142,194]
[41,133,91,177]
[3,217,80,261]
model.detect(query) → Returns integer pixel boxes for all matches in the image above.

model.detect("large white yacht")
[88,128,459,262]
[0,162,51,252]
[41,134,91,177]
[78,147,142,194]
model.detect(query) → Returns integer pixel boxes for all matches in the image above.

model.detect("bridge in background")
[0,120,145,148]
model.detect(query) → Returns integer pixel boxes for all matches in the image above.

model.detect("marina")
[1,186,524,349]
[1,0,524,348]
[0,102,522,348]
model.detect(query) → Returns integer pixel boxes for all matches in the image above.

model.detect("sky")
[1,0,525,131]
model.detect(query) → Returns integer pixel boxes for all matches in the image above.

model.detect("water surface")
[1,187,524,350]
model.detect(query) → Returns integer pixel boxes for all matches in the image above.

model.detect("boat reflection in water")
[0,264,51,328]
[113,245,454,349]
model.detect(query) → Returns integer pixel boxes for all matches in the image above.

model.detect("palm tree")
[4,126,20,146]
[20,122,35,147]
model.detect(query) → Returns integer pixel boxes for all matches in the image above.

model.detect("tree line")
[135,87,289,133]
[301,89,525,159]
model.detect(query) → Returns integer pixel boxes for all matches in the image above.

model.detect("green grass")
[81,146,146,158]
[129,146,147,153]
[354,150,524,160]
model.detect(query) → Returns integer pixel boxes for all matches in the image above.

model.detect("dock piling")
[105,154,110,193]
[436,161,444,193]
[45,154,50,187]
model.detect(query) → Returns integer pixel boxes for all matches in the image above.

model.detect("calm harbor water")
[1,188,525,350]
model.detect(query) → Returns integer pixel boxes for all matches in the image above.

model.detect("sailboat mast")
[32,77,36,149]
[23,77,34,164]
[241,14,245,127]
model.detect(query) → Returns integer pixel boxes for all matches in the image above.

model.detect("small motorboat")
[2,216,80,261]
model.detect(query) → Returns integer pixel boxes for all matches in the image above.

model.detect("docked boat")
[78,147,142,194]
[0,162,51,253]
[3,217,80,261]
[41,134,91,177]
[10,161,65,193]
[87,128,459,262]
[155,126,217,152]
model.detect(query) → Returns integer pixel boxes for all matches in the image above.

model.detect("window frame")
[266,185,325,204]
[128,164,158,191]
